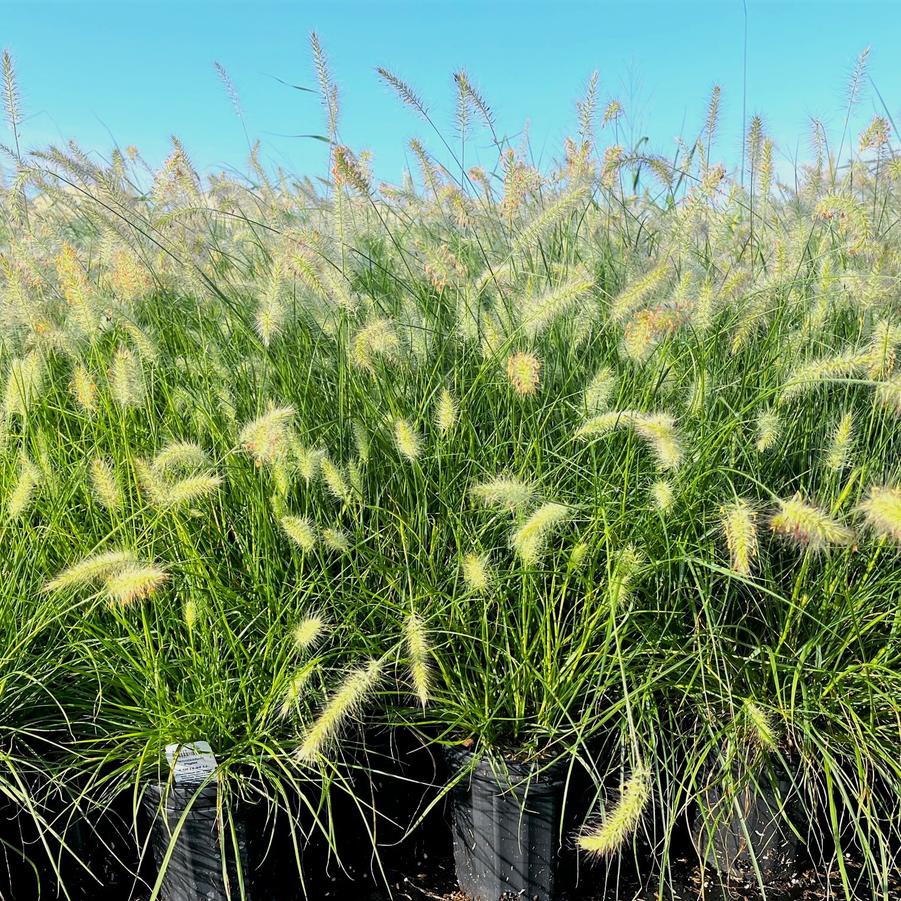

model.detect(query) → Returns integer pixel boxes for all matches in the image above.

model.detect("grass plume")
[510,502,570,565]
[297,659,382,762]
[577,762,651,857]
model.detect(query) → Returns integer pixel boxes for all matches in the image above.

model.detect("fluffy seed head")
[610,262,669,322]
[294,444,325,483]
[875,374,901,416]
[104,563,169,607]
[351,318,400,372]
[857,485,901,544]
[136,452,220,510]
[280,668,314,719]
[281,515,316,552]
[332,144,371,194]
[255,266,288,347]
[155,475,222,509]
[2,49,22,131]
[119,321,158,364]
[511,502,570,565]
[621,307,683,362]
[602,99,623,127]
[601,144,625,188]
[583,366,617,414]
[89,458,123,511]
[56,243,92,313]
[470,475,534,512]
[574,410,637,439]
[651,480,674,513]
[348,460,364,499]
[693,280,717,332]
[7,454,40,520]
[435,388,457,435]
[320,456,353,504]
[509,183,590,258]
[770,493,854,551]
[462,552,492,593]
[352,419,369,463]
[239,406,295,464]
[686,374,708,417]
[608,544,644,610]
[269,457,292,504]
[721,499,759,577]
[3,353,44,418]
[45,550,137,593]
[825,412,854,472]
[744,700,779,752]
[633,413,683,469]
[520,273,593,338]
[297,659,382,762]
[151,442,209,478]
[505,351,542,396]
[184,598,198,631]
[755,410,781,452]
[861,319,901,379]
[577,762,651,857]
[569,541,589,569]
[108,247,152,302]
[294,614,328,650]
[109,346,145,409]
[71,365,98,413]
[393,418,422,461]
[403,613,431,707]
[781,352,861,403]
[575,410,682,467]
[479,310,503,359]
[322,527,350,552]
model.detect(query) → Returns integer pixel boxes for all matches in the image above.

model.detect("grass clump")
[0,36,899,899]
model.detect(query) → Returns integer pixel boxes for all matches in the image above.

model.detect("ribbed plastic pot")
[692,770,801,881]
[443,746,564,901]
[144,782,249,901]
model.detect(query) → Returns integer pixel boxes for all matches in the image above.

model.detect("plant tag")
[165,741,218,785]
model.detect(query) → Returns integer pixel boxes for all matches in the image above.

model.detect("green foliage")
[0,38,899,897]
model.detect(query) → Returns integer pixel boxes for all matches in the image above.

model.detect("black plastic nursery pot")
[144,780,250,901]
[443,746,565,901]
[0,768,113,901]
[143,773,350,901]
[692,768,802,883]
[281,727,454,897]
[362,728,449,871]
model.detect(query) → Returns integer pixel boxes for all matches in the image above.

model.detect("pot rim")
[442,744,567,788]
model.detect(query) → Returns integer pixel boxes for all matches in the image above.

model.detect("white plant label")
[165,740,219,784]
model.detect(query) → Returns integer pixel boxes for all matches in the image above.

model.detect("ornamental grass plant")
[0,37,899,899]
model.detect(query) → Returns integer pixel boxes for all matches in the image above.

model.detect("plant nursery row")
[0,42,899,900]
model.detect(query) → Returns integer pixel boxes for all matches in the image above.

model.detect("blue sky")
[3,1,899,183]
